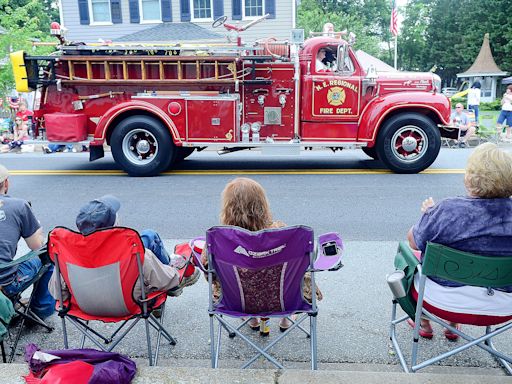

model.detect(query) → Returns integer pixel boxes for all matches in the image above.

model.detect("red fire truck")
[11,17,451,176]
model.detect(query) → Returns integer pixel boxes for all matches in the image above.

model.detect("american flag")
[390,0,398,36]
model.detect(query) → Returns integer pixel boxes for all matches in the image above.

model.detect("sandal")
[279,315,297,332]
[444,324,461,341]
[247,317,260,331]
[406,319,433,339]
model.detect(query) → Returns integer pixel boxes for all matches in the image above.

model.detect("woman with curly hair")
[202,177,322,336]
[407,143,512,340]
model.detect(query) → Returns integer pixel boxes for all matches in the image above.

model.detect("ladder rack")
[59,55,243,84]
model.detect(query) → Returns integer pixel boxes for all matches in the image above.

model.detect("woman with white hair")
[406,143,512,340]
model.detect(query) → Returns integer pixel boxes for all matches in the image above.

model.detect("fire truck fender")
[93,101,182,145]
[357,92,451,146]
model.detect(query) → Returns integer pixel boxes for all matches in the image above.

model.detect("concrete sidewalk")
[4,240,511,381]
[0,364,511,384]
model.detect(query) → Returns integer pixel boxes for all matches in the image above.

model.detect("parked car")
[442,87,457,97]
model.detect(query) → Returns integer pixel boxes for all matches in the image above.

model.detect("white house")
[58,0,296,43]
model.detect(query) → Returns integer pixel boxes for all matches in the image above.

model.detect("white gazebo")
[457,33,507,102]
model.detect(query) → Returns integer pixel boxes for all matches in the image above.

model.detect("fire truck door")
[302,45,361,140]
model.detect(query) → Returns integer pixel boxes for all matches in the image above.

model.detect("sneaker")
[43,146,53,154]
[71,147,77,153]
[63,148,71,153]
[458,142,466,148]
[167,268,200,297]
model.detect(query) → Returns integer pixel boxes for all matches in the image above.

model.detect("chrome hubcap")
[122,128,158,166]
[390,125,428,163]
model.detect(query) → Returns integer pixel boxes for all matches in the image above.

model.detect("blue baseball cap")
[76,195,121,235]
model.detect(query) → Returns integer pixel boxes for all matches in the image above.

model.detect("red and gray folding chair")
[390,242,512,374]
[192,225,343,369]
[48,226,176,366]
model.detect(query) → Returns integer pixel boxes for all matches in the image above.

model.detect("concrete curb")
[0,365,510,384]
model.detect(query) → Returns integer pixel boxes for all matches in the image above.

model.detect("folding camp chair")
[194,225,343,370]
[389,242,512,374]
[48,226,177,366]
[0,249,54,363]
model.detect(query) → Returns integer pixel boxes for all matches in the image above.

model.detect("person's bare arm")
[25,227,44,250]
[407,227,418,250]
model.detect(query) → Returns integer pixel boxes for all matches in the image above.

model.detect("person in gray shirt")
[0,164,55,319]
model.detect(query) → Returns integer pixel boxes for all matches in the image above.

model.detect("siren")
[50,22,61,35]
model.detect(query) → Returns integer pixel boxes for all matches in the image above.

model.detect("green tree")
[297,0,389,57]
[399,0,512,86]
[0,0,57,94]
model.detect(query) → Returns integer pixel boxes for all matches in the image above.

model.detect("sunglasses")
[455,106,462,108]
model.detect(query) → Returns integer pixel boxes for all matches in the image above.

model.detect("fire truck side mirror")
[362,65,378,96]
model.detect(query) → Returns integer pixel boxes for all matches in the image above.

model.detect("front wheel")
[111,115,174,176]
[376,113,441,174]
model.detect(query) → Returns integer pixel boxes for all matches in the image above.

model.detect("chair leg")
[8,313,27,363]
[80,320,88,349]
[214,320,223,368]
[1,341,6,363]
[60,314,69,349]
[310,314,318,370]
[145,318,153,366]
[209,314,216,368]
[484,326,512,375]
[389,300,410,373]
[154,304,165,366]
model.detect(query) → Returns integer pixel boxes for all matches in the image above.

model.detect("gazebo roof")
[457,33,507,77]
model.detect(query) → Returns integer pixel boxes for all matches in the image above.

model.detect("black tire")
[362,146,379,160]
[174,147,195,163]
[375,113,441,174]
[111,115,175,176]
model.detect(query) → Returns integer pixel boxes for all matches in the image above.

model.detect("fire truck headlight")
[251,122,261,133]
[279,94,286,107]
[241,123,250,133]
[257,95,265,106]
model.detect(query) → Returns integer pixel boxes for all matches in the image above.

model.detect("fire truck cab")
[11,19,451,176]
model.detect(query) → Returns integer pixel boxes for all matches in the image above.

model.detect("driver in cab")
[316,48,336,72]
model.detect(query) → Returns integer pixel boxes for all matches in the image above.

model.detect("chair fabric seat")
[411,277,512,326]
[57,293,167,323]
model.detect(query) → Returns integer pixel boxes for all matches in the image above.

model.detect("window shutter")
[111,0,122,23]
[78,0,90,25]
[232,0,241,20]
[213,0,224,19]
[129,0,140,23]
[180,0,191,21]
[265,0,275,19]
[161,0,172,21]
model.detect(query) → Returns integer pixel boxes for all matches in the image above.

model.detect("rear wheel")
[376,113,440,174]
[111,115,174,176]
[362,146,379,160]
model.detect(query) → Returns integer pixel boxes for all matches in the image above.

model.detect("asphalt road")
[1,148,471,240]
[2,146,511,372]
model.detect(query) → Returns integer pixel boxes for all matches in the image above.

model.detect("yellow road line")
[8,168,466,176]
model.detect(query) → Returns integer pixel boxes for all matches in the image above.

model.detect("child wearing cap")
[48,195,200,303]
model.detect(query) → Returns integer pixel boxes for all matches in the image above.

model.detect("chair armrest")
[189,237,207,273]
[0,249,42,270]
[312,232,344,271]
[138,290,167,303]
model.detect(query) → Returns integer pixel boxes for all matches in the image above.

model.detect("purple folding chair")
[202,225,343,370]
